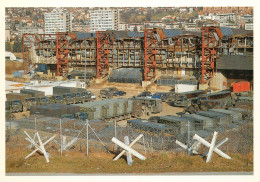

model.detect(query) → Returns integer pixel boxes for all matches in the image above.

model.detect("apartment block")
[89,7,119,32]
[44,9,72,34]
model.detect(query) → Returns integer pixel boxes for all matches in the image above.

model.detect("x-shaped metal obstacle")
[112,134,146,165]
[193,131,231,163]
[176,140,201,155]
[24,131,56,163]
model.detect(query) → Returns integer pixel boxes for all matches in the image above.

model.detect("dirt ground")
[5,131,253,174]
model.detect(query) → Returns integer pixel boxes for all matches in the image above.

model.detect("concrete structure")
[119,22,129,31]
[44,9,72,34]
[5,52,16,61]
[89,7,119,32]
[23,27,253,87]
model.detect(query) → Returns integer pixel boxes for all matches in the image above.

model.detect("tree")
[5,42,12,52]
[13,39,22,53]
[146,12,152,21]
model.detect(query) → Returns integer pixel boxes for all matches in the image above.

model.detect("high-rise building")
[44,9,72,34]
[89,8,119,32]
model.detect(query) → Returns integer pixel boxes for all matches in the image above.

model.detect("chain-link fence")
[5,112,253,157]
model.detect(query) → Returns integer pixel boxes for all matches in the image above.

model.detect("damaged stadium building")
[22,27,253,89]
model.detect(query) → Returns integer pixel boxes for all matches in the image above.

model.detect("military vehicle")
[182,114,216,130]
[74,112,88,120]
[80,91,92,102]
[6,93,37,111]
[137,91,152,98]
[174,90,207,107]
[185,91,233,113]
[74,98,134,121]
[51,95,65,104]
[63,93,75,105]
[99,87,118,99]
[158,115,195,134]
[87,91,96,101]
[5,101,10,111]
[127,119,175,137]
[6,93,31,102]
[133,97,162,114]
[36,96,51,105]
[152,92,175,102]
[61,114,75,119]
[209,109,242,123]
[23,97,37,111]
[73,92,84,104]
[6,100,23,113]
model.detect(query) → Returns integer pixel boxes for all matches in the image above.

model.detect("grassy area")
[6,146,253,174]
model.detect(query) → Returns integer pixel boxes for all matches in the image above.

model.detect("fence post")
[115,121,117,152]
[151,137,153,154]
[35,117,37,133]
[60,119,62,156]
[86,119,89,156]
[143,136,146,154]
[187,121,190,148]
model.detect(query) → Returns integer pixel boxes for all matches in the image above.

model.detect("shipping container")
[233,82,250,93]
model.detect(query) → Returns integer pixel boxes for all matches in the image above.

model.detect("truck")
[61,112,88,121]
[51,95,65,104]
[63,93,75,105]
[6,93,36,111]
[6,100,23,113]
[6,93,31,102]
[23,97,37,111]
[133,97,162,114]
[80,91,92,102]
[36,96,51,105]
[73,92,84,104]
[174,90,207,107]
[99,88,116,99]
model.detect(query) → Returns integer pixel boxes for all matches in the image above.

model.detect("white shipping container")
[175,84,197,93]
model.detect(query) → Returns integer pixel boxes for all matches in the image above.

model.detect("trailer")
[182,114,216,130]
[159,115,195,134]
[209,109,243,123]
[196,111,232,125]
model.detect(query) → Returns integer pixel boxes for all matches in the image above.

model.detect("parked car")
[152,92,168,101]
[114,90,126,96]
[138,91,152,98]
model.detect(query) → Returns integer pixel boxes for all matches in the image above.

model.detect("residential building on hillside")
[119,22,129,31]
[44,9,72,34]
[89,7,119,32]
[18,26,44,38]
